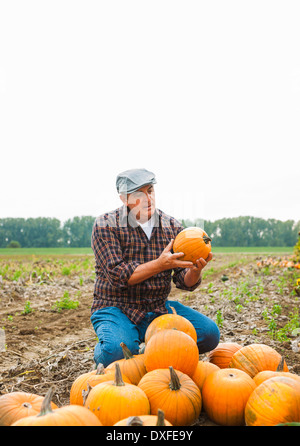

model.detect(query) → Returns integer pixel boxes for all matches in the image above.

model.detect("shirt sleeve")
[91,219,140,289]
[172,267,202,291]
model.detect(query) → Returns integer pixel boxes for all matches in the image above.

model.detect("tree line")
[0,215,299,248]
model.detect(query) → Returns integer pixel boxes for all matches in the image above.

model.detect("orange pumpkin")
[105,342,147,385]
[229,343,289,378]
[202,368,257,426]
[173,227,212,263]
[70,363,125,405]
[144,306,197,344]
[253,356,300,387]
[11,388,102,426]
[84,363,150,425]
[86,367,131,391]
[207,342,243,369]
[191,361,220,390]
[144,329,199,378]
[138,366,202,426]
[245,376,300,426]
[0,391,58,426]
[114,409,172,426]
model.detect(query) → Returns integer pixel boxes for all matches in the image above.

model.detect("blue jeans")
[91,301,220,367]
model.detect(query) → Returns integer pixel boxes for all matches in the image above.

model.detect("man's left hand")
[191,252,213,273]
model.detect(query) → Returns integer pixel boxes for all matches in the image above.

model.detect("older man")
[91,168,219,367]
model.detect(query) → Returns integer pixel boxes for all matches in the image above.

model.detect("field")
[0,247,299,425]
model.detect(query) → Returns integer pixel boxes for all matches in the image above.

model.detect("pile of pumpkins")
[256,256,300,269]
[1,309,300,426]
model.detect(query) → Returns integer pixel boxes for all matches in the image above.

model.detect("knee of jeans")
[94,336,140,367]
[198,322,220,354]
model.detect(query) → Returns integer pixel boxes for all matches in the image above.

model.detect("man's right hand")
[157,239,194,271]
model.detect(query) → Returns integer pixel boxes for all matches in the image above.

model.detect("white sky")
[0,1,299,224]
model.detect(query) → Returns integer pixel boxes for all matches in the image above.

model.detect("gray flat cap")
[116,168,157,194]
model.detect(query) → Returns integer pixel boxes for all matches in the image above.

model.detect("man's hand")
[157,239,194,271]
[184,251,213,287]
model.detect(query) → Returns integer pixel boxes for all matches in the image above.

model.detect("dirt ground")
[0,252,299,425]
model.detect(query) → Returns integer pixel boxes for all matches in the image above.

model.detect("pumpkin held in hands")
[173,227,212,263]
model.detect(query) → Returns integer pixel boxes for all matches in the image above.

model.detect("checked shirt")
[91,206,202,325]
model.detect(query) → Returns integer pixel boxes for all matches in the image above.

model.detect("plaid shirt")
[91,206,202,324]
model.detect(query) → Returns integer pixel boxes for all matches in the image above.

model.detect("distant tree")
[7,240,21,248]
[62,216,95,247]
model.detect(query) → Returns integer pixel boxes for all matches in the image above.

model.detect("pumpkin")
[191,361,220,391]
[138,366,202,426]
[70,369,97,405]
[105,342,147,385]
[0,391,58,426]
[144,306,197,344]
[202,368,257,426]
[114,409,172,426]
[207,342,243,369]
[173,227,212,263]
[245,376,300,426]
[253,356,300,387]
[144,329,199,378]
[70,363,129,406]
[11,388,102,426]
[229,343,289,378]
[84,363,150,425]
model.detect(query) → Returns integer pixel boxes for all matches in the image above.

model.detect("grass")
[0,247,93,257]
[0,246,294,257]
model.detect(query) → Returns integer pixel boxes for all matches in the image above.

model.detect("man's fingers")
[172,252,185,259]
[163,239,174,253]
[173,260,194,268]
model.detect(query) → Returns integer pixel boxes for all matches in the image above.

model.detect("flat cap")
[116,168,157,194]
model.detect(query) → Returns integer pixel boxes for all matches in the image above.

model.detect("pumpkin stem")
[38,387,54,417]
[95,363,105,375]
[169,366,181,391]
[82,383,93,406]
[114,363,125,386]
[126,416,144,426]
[170,306,177,315]
[120,342,134,360]
[156,409,166,426]
[203,235,212,244]
[276,356,285,372]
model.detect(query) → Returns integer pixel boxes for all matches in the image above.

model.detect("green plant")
[216,310,224,328]
[52,291,79,312]
[22,301,34,315]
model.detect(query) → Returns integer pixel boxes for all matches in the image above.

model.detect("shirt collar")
[119,205,160,229]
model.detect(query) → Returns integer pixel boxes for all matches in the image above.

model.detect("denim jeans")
[90,301,220,367]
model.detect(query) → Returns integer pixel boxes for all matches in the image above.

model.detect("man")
[91,168,220,367]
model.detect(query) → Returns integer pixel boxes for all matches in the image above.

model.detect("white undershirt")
[137,214,155,240]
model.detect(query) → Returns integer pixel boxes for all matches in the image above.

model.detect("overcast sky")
[0,1,299,224]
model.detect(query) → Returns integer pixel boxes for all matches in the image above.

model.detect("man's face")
[121,184,156,222]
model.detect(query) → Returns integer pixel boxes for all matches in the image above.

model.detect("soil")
[0,252,299,425]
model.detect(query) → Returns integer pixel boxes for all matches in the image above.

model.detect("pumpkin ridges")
[207,342,242,369]
[84,364,150,426]
[144,329,199,378]
[245,376,300,426]
[202,368,257,426]
[11,388,102,426]
[138,367,201,426]
[0,391,58,426]
[105,344,147,385]
[229,344,288,378]
[173,227,212,263]
[253,370,300,387]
